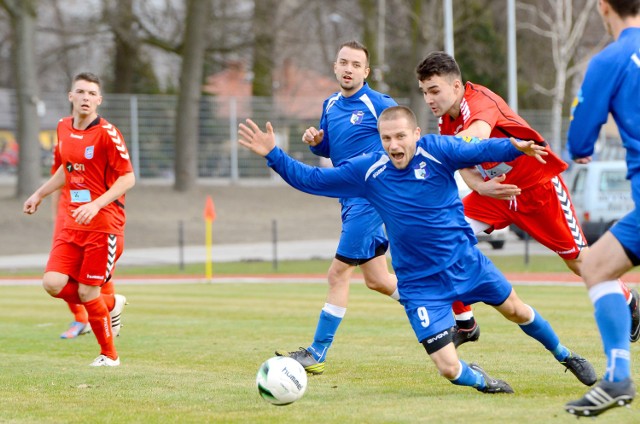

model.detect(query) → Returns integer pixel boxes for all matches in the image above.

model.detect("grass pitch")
[0,282,637,423]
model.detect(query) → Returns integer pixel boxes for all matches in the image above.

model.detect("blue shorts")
[400,246,512,343]
[610,173,640,264]
[336,202,388,262]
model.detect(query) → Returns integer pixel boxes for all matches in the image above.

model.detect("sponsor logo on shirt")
[70,133,84,139]
[65,161,85,172]
[350,110,365,125]
[413,161,428,180]
[84,146,94,159]
[478,162,512,179]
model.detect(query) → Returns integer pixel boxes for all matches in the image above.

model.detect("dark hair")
[605,0,640,17]
[72,72,101,89]
[415,51,462,82]
[378,106,418,129]
[337,40,370,65]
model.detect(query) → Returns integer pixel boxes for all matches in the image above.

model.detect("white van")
[564,160,633,244]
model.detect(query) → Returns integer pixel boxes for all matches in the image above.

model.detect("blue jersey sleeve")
[265,147,366,199]
[423,134,524,170]
[567,54,617,159]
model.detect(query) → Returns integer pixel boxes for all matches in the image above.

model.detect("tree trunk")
[3,0,41,198]
[251,0,278,97]
[105,0,137,93]
[173,0,211,191]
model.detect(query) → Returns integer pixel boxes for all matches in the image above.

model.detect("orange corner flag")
[204,195,216,221]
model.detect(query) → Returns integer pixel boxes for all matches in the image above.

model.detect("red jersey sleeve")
[455,83,567,189]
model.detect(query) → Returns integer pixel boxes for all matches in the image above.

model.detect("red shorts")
[462,176,587,260]
[46,228,124,286]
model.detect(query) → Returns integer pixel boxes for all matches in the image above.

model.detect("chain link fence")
[0,90,624,180]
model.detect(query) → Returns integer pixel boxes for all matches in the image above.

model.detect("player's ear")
[363,66,370,79]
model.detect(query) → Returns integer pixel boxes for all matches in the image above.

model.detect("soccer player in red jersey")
[416,52,639,346]
[50,144,115,339]
[23,72,135,366]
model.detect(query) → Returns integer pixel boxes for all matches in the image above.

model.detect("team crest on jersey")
[350,111,365,125]
[413,161,428,180]
[84,146,94,159]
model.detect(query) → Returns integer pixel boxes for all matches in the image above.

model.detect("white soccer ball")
[256,356,308,405]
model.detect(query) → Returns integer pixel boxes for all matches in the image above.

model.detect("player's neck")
[608,15,640,39]
[447,101,462,120]
[72,113,98,130]
[341,82,365,98]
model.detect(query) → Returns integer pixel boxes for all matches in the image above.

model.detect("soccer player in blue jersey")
[564,0,639,417]
[239,106,597,394]
[274,41,399,374]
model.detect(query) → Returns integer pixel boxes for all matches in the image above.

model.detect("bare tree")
[518,0,599,152]
[173,0,212,191]
[251,0,279,96]
[0,0,41,197]
[103,0,138,93]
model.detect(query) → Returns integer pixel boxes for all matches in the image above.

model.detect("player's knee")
[362,274,386,291]
[42,274,65,296]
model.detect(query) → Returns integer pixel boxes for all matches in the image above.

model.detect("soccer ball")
[256,356,308,405]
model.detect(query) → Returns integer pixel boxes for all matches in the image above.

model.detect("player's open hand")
[238,119,277,157]
[302,127,324,146]
[511,138,548,164]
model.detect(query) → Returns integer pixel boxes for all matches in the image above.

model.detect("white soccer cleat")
[89,354,120,367]
[110,294,127,337]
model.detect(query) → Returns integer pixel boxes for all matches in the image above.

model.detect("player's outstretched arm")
[238,119,277,157]
[510,138,548,164]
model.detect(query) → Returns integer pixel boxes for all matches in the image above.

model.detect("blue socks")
[308,303,346,362]
[451,360,485,389]
[590,281,631,382]
[518,305,570,361]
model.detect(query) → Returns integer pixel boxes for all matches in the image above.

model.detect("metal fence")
[0,90,624,180]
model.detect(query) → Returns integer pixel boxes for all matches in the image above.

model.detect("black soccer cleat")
[452,323,480,348]
[629,288,640,343]
[560,351,597,386]
[565,378,635,417]
[469,363,514,394]
[274,347,325,375]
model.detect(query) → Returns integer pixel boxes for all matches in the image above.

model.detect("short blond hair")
[378,106,418,129]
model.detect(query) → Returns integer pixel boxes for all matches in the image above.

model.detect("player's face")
[334,47,370,96]
[379,117,420,170]
[68,80,102,119]
[418,75,461,118]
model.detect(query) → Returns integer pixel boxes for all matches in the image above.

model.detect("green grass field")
[0,282,637,423]
[0,254,584,278]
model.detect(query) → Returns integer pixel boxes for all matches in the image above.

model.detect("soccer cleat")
[565,378,635,417]
[60,321,91,339]
[274,347,325,375]
[630,288,640,343]
[452,323,480,348]
[110,294,127,337]
[561,352,597,386]
[89,354,120,367]
[469,363,514,394]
